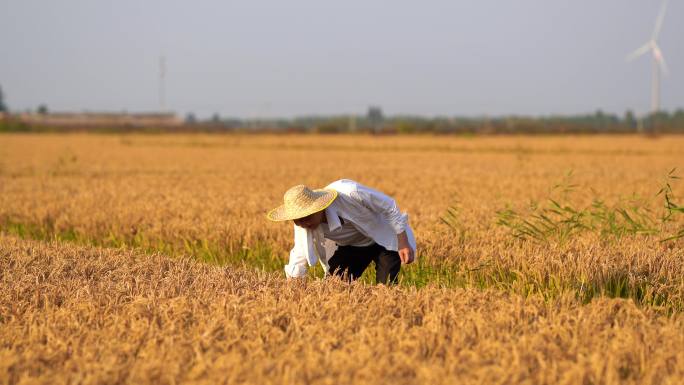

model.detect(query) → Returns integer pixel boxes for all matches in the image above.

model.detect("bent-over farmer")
[267,179,416,284]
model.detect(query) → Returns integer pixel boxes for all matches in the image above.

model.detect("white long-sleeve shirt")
[284,179,417,278]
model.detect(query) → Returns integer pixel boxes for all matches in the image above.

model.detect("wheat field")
[3,236,684,385]
[1,133,684,384]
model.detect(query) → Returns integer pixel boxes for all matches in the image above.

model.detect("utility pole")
[348,115,357,132]
[159,55,166,111]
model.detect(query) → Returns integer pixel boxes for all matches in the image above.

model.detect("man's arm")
[284,224,309,278]
[352,185,415,264]
[396,230,415,265]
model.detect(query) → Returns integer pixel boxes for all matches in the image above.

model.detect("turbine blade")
[652,0,669,40]
[626,43,651,62]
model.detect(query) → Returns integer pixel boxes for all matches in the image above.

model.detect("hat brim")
[266,189,338,222]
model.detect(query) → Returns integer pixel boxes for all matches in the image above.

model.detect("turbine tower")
[159,55,166,111]
[626,0,669,114]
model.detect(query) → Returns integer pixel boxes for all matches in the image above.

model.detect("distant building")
[367,106,384,134]
[367,106,383,122]
[12,111,183,128]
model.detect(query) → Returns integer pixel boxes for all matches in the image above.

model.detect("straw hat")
[267,184,338,222]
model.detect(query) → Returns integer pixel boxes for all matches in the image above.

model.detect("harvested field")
[1,133,684,383]
[2,236,684,385]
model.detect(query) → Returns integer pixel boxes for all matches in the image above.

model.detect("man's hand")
[397,231,415,264]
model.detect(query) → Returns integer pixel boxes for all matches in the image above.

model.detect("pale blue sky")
[1,0,682,118]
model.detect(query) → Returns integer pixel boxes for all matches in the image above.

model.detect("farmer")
[267,179,416,284]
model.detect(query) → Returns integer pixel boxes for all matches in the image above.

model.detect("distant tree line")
[192,108,684,135]
[5,109,684,135]
[2,83,684,134]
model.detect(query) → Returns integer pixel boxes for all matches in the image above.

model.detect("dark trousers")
[327,243,401,284]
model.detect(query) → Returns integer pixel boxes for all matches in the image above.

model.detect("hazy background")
[1,0,682,119]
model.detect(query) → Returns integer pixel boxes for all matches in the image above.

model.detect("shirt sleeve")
[352,184,408,235]
[284,224,309,278]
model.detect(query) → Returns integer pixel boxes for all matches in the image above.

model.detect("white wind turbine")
[626,0,670,114]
